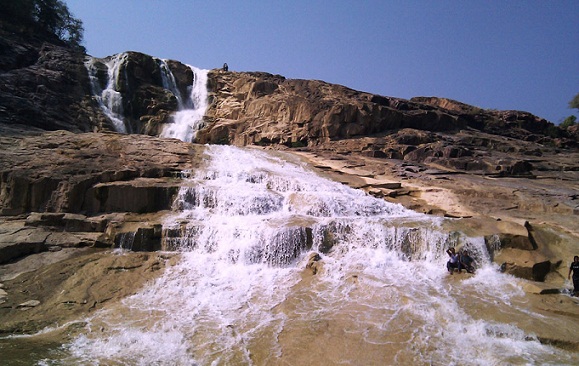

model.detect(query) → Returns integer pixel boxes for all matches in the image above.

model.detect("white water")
[85,53,129,133]
[60,146,577,366]
[159,65,208,142]
[85,54,208,142]
[157,59,185,108]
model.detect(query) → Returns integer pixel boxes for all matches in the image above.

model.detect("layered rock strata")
[0,125,205,264]
[0,20,578,348]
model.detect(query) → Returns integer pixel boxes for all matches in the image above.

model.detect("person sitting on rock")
[568,255,579,296]
[222,63,228,71]
[446,248,459,275]
[459,250,476,274]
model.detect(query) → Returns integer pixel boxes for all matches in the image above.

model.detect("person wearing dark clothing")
[459,250,475,274]
[446,248,459,275]
[568,256,579,296]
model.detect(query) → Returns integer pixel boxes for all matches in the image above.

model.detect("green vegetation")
[545,125,561,138]
[215,136,230,145]
[0,0,84,50]
[561,115,577,129]
[570,92,579,111]
[290,140,307,148]
[561,92,579,128]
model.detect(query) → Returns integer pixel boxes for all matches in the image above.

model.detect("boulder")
[493,237,555,282]
[305,252,322,275]
[495,233,536,251]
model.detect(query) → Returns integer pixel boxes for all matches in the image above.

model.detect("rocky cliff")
[0,18,578,347]
[201,70,577,148]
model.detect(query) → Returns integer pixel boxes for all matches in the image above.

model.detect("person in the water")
[459,250,475,274]
[446,248,459,275]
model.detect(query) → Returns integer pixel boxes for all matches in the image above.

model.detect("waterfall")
[85,54,208,142]
[115,232,136,251]
[157,59,185,108]
[63,146,577,365]
[162,146,448,265]
[85,53,129,133]
[159,65,208,142]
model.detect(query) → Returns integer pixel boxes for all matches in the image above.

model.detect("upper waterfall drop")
[157,59,185,108]
[85,53,208,142]
[159,65,209,142]
[85,53,129,133]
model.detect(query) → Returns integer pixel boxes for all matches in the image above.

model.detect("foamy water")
[85,53,129,133]
[57,146,578,365]
[85,54,208,142]
[159,64,208,142]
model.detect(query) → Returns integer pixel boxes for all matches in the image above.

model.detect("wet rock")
[305,252,322,275]
[495,249,553,282]
[318,225,338,254]
[0,251,173,334]
[532,261,552,282]
[114,226,163,252]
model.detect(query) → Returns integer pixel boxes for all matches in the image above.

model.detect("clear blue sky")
[67,0,579,123]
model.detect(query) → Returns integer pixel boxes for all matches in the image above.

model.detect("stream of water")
[158,62,208,143]
[85,53,208,142]
[44,146,575,365]
[85,53,129,133]
[14,56,574,365]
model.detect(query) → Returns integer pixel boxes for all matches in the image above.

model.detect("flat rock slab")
[0,228,50,264]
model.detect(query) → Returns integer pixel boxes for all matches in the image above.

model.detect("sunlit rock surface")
[0,18,578,364]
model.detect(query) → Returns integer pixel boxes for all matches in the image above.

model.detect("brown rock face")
[0,124,207,264]
[0,125,204,216]
[198,71,472,147]
[0,19,578,353]
[198,72,577,150]
[410,97,573,144]
[84,51,195,135]
[0,25,101,132]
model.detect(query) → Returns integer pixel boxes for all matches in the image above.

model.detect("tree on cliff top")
[0,0,84,50]
[561,92,579,128]
[569,92,579,112]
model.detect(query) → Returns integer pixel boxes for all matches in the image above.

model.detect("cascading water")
[157,59,185,108]
[85,54,208,142]
[85,53,129,133]
[158,64,208,142]
[59,146,578,365]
